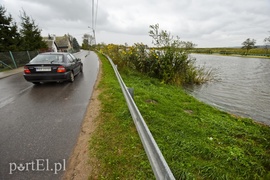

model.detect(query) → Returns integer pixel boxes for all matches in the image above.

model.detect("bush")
[99,24,211,85]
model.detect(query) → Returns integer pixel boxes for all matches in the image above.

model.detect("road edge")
[0,67,24,79]
[61,53,102,180]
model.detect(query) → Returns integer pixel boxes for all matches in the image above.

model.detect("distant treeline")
[191,47,270,57]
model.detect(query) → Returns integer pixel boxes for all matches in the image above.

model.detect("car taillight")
[57,66,66,73]
[24,66,31,74]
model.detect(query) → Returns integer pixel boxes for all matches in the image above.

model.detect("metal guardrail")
[104,54,175,180]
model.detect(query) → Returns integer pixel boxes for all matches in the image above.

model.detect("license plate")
[35,67,51,72]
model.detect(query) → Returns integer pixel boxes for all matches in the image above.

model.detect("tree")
[264,36,270,44]
[72,37,80,52]
[147,24,205,84]
[241,38,256,55]
[263,34,270,56]
[0,5,20,51]
[183,41,197,52]
[19,10,47,51]
[81,34,91,50]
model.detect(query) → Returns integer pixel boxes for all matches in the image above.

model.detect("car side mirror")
[76,58,81,63]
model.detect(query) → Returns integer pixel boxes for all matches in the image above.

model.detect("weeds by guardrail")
[0,51,39,71]
[104,53,175,180]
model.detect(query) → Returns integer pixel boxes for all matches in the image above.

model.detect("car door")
[69,54,80,75]
[67,54,79,75]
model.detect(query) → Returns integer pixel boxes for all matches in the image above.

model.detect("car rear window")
[30,54,64,64]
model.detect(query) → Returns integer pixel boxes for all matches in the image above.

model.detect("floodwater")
[187,54,270,126]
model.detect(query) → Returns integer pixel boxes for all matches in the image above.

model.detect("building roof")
[45,40,57,49]
[43,34,73,51]
[55,36,70,48]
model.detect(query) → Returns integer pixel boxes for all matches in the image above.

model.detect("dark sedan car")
[23,52,83,84]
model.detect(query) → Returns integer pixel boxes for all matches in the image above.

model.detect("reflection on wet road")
[0,51,99,179]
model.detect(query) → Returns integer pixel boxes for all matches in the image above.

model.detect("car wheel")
[80,65,83,73]
[32,82,40,85]
[69,71,74,82]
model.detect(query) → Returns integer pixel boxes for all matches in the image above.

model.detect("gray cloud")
[2,0,270,47]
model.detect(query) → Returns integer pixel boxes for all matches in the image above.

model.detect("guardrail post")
[127,87,134,99]
[9,51,17,69]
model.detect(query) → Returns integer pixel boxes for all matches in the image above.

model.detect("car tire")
[80,65,83,73]
[69,71,74,82]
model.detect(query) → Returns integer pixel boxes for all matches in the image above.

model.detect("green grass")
[89,53,270,179]
[88,53,154,179]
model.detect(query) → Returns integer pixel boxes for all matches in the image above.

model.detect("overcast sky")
[1,0,270,47]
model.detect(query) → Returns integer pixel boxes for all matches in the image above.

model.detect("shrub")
[99,24,211,85]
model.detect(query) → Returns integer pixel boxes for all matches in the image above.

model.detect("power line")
[92,0,94,29]
[90,0,98,44]
[95,0,98,30]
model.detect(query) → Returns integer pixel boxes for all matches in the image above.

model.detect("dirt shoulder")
[62,57,102,180]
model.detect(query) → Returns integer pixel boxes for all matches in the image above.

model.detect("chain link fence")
[0,51,39,72]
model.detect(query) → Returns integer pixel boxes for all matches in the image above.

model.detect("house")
[46,39,58,52]
[43,34,74,52]
[55,34,73,52]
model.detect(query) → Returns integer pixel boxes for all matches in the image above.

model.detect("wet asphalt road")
[0,50,99,180]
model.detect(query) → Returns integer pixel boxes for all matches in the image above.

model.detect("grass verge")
[88,53,154,179]
[89,53,270,179]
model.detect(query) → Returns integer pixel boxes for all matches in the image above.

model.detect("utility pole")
[88,26,95,45]
[92,0,94,29]
[86,0,97,45]
[91,0,96,45]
